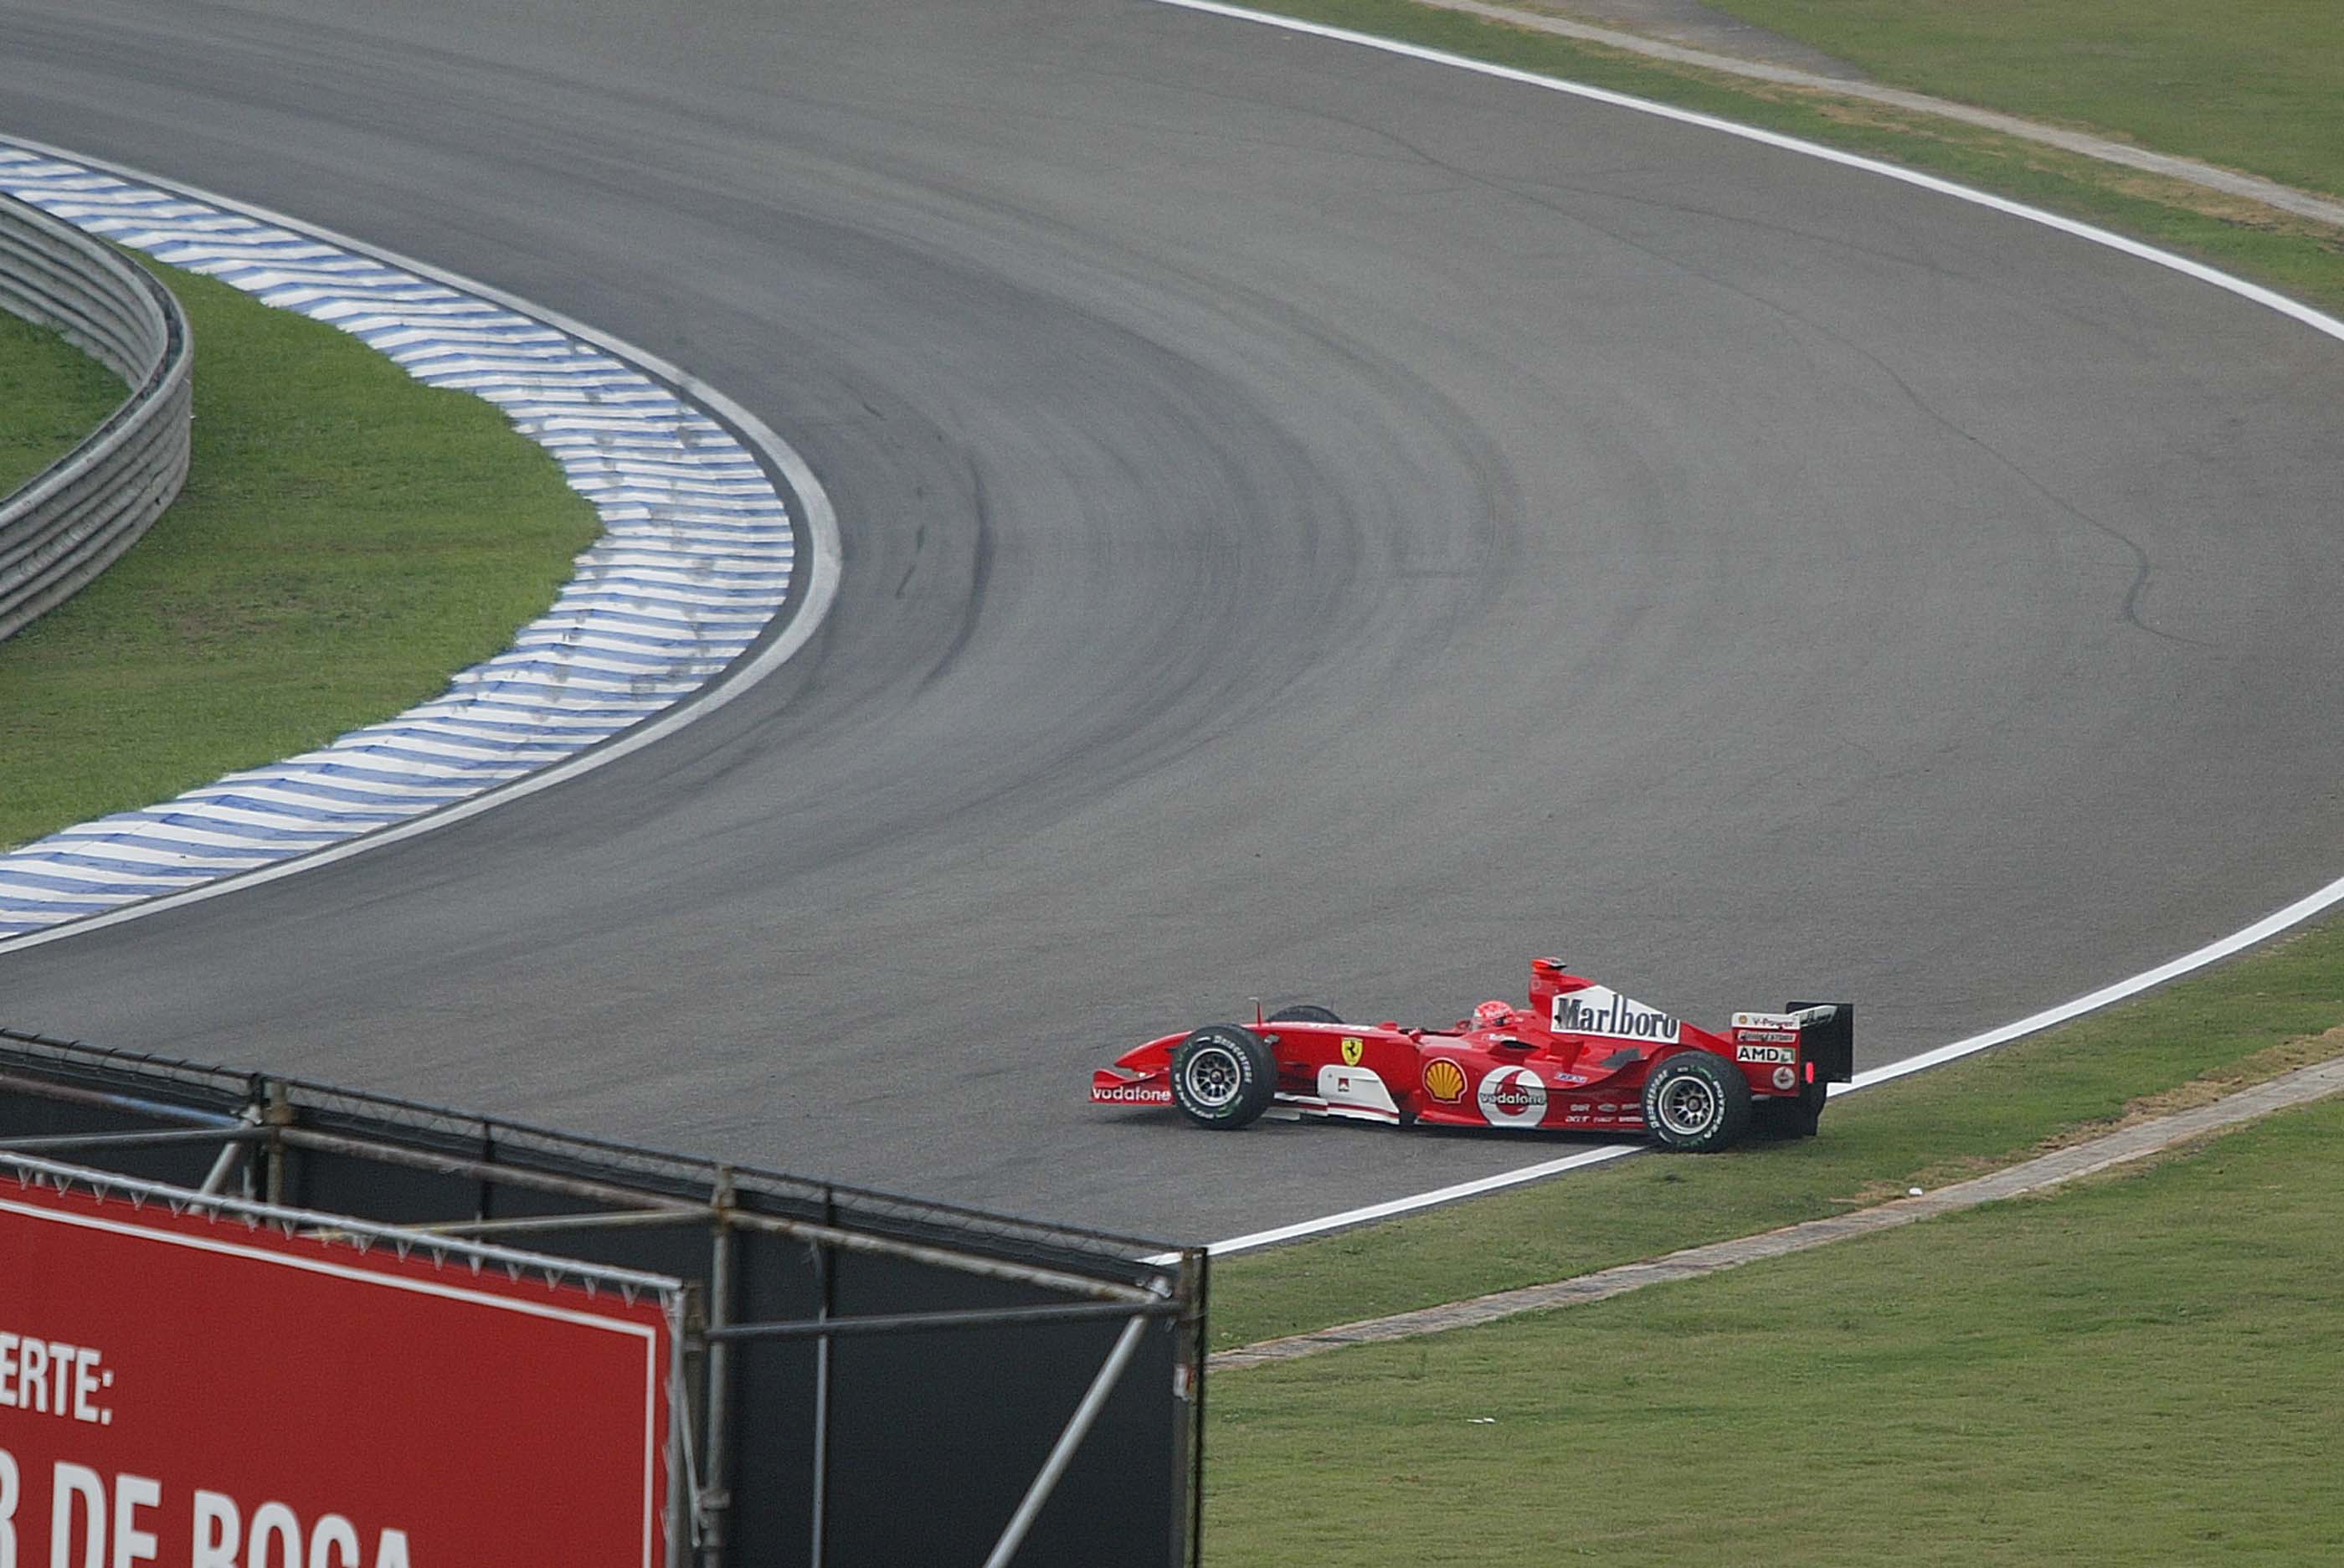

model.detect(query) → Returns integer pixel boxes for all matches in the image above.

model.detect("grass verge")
[0,310,126,497]
[1210,917,2344,1349]
[1207,1092,2344,1565]
[1703,0,2344,202]
[1230,2,2344,316]
[0,259,603,851]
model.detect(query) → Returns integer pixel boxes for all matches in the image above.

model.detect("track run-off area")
[1,0,2339,1245]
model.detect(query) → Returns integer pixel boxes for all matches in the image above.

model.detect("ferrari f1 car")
[1092,958,1853,1152]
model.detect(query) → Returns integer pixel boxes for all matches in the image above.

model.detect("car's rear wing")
[1787,1001,1855,1084]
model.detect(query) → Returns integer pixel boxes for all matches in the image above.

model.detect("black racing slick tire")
[1267,1004,1342,1025]
[1642,1051,1753,1153]
[1170,1025,1277,1129]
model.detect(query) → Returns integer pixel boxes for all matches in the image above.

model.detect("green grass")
[1211,918,2344,1349]
[1206,1092,2344,1565]
[1236,3,2344,317]
[1705,0,2344,200]
[0,260,603,851]
[0,310,126,496]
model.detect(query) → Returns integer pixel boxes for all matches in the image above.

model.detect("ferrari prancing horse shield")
[1340,1036,1365,1067]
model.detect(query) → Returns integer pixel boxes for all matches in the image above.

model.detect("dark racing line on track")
[1,0,2338,1242]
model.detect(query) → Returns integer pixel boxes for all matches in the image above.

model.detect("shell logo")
[1422,1058,1468,1103]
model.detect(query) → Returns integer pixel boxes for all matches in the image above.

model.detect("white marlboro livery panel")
[1550,984,1680,1044]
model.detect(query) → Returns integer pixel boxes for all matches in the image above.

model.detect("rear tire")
[1267,1004,1342,1025]
[1642,1051,1752,1153]
[1170,1025,1277,1129]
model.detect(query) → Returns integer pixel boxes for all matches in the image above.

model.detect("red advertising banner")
[0,1169,676,1568]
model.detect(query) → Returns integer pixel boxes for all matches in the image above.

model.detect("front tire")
[1642,1051,1752,1153]
[1170,1025,1277,1129]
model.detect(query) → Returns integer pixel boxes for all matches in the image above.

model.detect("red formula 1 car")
[1092,958,1853,1152]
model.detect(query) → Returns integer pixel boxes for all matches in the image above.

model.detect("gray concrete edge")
[1409,0,2344,229]
[1214,1052,2344,1371]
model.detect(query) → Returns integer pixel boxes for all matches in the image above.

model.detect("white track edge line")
[1211,871,2344,1254]
[1158,0,2344,1254]
[0,134,842,957]
[1144,2,2344,347]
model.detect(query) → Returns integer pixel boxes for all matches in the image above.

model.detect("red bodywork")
[1092,958,1848,1138]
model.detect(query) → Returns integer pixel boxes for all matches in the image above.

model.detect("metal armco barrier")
[0,188,191,641]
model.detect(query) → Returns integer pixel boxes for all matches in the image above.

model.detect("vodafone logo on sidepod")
[1476,1067,1547,1127]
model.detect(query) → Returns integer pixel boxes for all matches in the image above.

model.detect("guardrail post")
[698,1168,737,1568]
[261,1078,290,1206]
[670,1283,701,1568]
[810,1184,836,1568]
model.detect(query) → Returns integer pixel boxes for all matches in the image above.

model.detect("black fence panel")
[721,1231,1187,1566]
[0,1026,1205,1567]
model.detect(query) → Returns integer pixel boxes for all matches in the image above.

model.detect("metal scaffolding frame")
[0,1025,1206,1568]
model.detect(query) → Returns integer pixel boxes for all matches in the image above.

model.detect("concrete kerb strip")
[0,136,841,954]
[1407,0,2344,229]
[1212,1053,2344,1373]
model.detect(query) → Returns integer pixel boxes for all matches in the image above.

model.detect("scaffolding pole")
[699,1168,737,1568]
[981,1311,1152,1568]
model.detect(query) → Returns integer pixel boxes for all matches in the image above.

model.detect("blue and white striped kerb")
[0,144,794,938]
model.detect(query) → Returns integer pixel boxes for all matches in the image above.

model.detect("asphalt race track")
[3,0,2339,1242]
